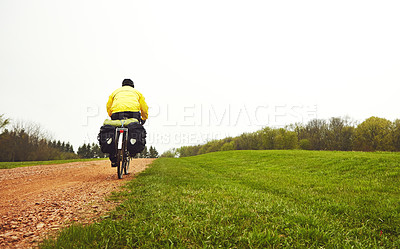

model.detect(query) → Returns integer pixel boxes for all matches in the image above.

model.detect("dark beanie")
[122,79,134,88]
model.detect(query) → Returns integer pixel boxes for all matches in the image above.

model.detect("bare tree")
[0,114,10,131]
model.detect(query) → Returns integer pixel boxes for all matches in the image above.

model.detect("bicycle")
[115,127,130,179]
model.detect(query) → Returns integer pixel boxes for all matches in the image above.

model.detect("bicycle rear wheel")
[115,127,129,179]
[117,149,124,179]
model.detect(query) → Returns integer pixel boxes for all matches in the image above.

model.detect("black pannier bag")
[127,122,146,156]
[97,125,116,154]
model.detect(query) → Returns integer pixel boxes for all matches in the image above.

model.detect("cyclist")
[106,79,148,166]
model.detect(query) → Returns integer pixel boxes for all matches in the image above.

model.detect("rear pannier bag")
[97,125,116,154]
[127,122,146,156]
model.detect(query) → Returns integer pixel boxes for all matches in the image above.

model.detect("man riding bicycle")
[106,79,148,166]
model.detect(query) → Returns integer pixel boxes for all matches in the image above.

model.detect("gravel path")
[0,159,154,248]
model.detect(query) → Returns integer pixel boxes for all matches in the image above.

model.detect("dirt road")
[0,159,154,248]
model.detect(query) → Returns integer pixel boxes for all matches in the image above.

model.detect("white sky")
[1,0,399,153]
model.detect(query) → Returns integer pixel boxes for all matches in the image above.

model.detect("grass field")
[40,150,400,248]
[0,158,107,169]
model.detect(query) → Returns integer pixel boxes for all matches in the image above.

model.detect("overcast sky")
[1,0,399,153]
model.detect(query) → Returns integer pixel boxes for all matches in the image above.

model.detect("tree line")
[0,114,160,162]
[162,116,400,157]
[77,143,105,158]
[138,146,159,158]
[0,115,77,161]
[76,144,159,159]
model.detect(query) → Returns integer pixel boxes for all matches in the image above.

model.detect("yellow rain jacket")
[106,86,149,120]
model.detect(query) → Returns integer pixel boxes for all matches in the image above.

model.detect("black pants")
[111,111,141,121]
[109,112,141,163]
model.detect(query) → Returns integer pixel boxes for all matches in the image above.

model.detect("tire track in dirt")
[0,158,154,248]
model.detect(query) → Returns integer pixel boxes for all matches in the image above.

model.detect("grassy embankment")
[0,158,107,169]
[41,150,400,248]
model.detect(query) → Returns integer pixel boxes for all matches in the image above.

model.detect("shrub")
[299,139,312,150]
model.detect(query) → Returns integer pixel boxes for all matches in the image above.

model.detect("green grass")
[0,158,107,169]
[40,150,400,248]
